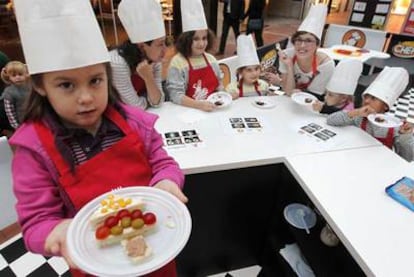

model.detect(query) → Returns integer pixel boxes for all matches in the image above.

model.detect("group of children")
[4,0,412,275]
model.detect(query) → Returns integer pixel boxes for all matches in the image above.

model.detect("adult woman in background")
[278,4,334,99]
[109,0,166,109]
[244,0,266,47]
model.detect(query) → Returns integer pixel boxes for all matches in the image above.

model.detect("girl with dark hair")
[109,0,167,109]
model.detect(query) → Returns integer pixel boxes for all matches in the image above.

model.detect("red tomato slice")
[117,209,130,219]
[95,226,110,240]
[143,212,157,225]
[104,216,119,228]
[130,209,143,219]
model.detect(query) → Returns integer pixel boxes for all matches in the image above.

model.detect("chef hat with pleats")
[181,0,208,32]
[14,0,109,74]
[326,59,363,96]
[118,0,165,43]
[298,4,328,41]
[237,35,260,69]
[363,67,409,109]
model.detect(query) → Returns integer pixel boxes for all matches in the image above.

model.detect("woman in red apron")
[166,29,221,112]
[278,4,334,98]
[10,1,186,276]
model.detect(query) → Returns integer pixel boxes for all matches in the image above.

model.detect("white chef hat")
[325,59,363,96]
[363,67,409,108]
[297,4,327,41]
[14,0,109,75]
[237,35,260,69]
[181,0,208,32]
[118,0,165,43]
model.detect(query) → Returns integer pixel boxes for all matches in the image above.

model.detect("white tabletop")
[286,147,414,277]
[319,44,390,63]
[149,96,380,174]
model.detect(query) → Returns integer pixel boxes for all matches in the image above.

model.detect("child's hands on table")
[399,121,413,134]
[154,179,188,203]
[312,100,323,112]
[198,100,216,112]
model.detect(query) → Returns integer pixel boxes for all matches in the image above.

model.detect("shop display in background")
[401,2,414,35]
[349,0,391,30]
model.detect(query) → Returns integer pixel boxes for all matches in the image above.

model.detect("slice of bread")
[96,223,156,247]
[89,195,145,227]
[121,235,152,263]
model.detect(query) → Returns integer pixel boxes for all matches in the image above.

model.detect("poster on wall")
[402,4,414,35]
[348,0,390,30]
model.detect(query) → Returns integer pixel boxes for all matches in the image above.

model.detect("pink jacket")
[9,104,184,255]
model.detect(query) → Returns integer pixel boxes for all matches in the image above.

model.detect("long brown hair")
[21,63,122,123]
[175,29,215,58]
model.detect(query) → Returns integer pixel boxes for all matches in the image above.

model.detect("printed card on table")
[163,129,204,151]
[221,116,272,134]
[298,122,337,142]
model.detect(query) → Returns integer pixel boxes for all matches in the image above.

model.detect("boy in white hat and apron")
[166,0,223,112]
[110,0,166,109]
[312,59,362,114]
[278,4,334,99]
[327,67,414,161]
[9,1,186,276]
[226,34,269,98]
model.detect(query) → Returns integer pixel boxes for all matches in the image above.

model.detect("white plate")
[283,203,317,230]
[268,85,285,96]
[291,92,318,106]
[251,97,276,109]
[67,187,192,277]
[368,114,403,128]
[207,91,232,108]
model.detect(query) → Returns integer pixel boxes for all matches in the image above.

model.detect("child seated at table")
[312,59,362,114]
[327,66,414,161]
[166,0,222,112]
[225,35,270,99]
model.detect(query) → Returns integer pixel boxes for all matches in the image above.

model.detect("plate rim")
[66,186,192,277]
[283,203,317,229]
[206,91,233,108]
[367,113,402,128]
[291,92,318,106]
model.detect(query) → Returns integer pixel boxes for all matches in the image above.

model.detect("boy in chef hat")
[110,0,166,109]
[312,59,363,114]
[166,0,223,112]
[278,4,335,98]
[327,67,414,161]
[226,34,270,98]
[10,0,186,276]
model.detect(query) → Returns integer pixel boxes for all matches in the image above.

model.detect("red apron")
[293,55,318,91]
[186,54,219,99]
[238,78,261,97]
[34,106,176,277]
[361,117,394,149]
[131,73,147,96]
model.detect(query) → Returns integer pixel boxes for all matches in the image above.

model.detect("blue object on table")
[284,203,317,230]
[386,176,414,212]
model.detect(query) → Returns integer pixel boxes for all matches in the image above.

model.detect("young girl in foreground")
[10,1,186,276]
[226,34,269,99]
[166,0,222,112]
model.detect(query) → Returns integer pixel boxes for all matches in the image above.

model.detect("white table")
[286,147,414,277]
[148,96,411,276]
[149,96,380,174]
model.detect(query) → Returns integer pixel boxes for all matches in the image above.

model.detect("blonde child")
[10,1,186,276]
[312,59,362,114]
[166,0,223,112]
[1,61,30,129]
[327,67,413,161]
[225,34,269,99]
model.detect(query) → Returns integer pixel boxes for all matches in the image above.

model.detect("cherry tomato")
[117,209,130,219]
[130,209,143,219]
[95,226,110,240]
[143,212,157,225]
[104,216,119,228]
